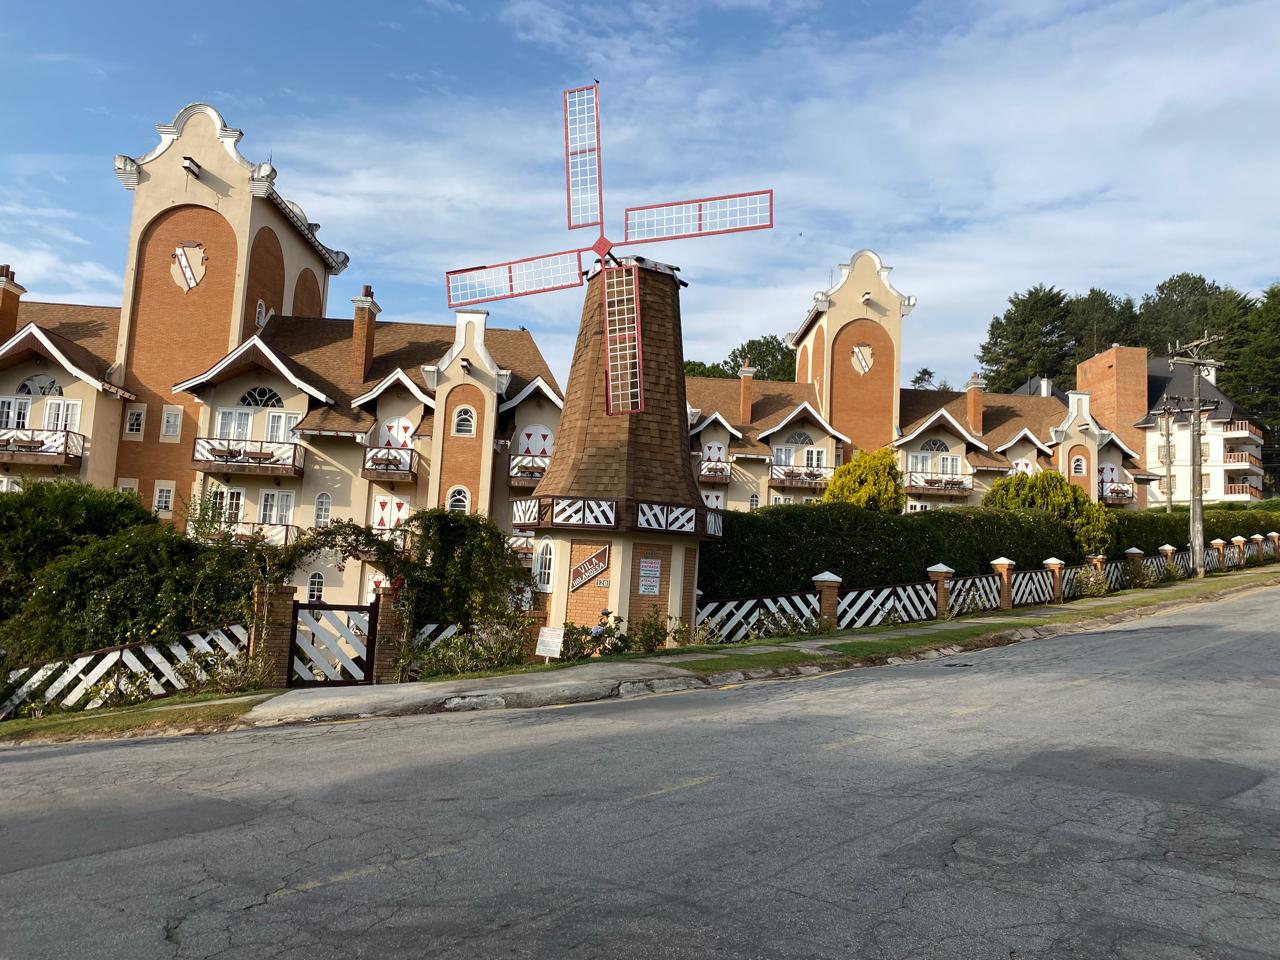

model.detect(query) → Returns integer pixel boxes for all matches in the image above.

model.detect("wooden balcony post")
[1042,558,1064,605]
[249,583,296,688]
[990,557,1014,609]
[1209,539,1227,571]
[927,563,954,620]
[811,571,842,632]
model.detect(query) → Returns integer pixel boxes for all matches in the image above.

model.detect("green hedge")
[698,503,1082,598]
[1110,510,1280,556]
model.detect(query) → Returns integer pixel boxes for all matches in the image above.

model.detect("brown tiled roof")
[685,376,821,456]
[899,388,1068,453]
[14,301,121,378]
[192,315,559,435]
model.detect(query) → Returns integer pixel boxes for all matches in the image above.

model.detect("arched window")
[921,438,949,452]
[748,493,760,511]
[452,406,476,436]
[314,492,332,529]
[784,430,814,446]
[238,385,283,408]
[1072,456,1086,476]
[447,486,470,513]
[255,300,267,327]
[533,538,554,593]
[307,572,325,602]
[17,375,60,396]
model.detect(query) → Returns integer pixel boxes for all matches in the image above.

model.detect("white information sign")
[638,558,662,596]
[536,626,564,659]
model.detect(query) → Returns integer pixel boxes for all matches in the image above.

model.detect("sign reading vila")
[569,545,610,592]
[536,626,564,659]
[638,557,662,596]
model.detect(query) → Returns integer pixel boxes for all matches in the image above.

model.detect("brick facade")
[627,542,673,624]
[566,539,611,626]
[292,268,323,317]
[830,319,896,452]
[243,226,285,342]
[437,382,486,510]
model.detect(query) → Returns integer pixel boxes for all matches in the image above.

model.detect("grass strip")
[669,650,825,674]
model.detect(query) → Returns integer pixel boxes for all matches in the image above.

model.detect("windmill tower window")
[313,492,332,529]
[604,266,643,414]
[452,407,476,436]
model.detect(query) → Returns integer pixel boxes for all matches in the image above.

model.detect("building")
[686,250,1159,511]
[0,103,562,605]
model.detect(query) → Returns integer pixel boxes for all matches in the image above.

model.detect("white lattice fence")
[695,592,819,643]
[1204,548,1220,572]
[1225,544,1242,568]
[1010,569,1053,606]
[1062,565,1085,599]
[836,582,936,629]
[1,625,248,719]
[948,575,1001,614]
[414,623,461,647]
[1141,555,1166,578]
[1103,561,1127,591]
[1174,551,1192,576]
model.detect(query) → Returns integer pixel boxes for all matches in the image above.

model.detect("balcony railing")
[232,521,303,546]
[362,446,420,483]
[509,454,550,488]
[0,428,86,466]
[1223,420,1264,441]
[903,471,973,497]
[699,460,732,484]
[193,437,303,478]
[1099,482,1135,504]
[1224,483,1264,499]
[768,462,834,489]
[1224,451,1263,470]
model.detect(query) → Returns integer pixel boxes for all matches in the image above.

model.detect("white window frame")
[258,489,295,526]
[124,403,145,440]
[160,405,183,443]
[153,481,175,516]
[215,408,253,441]
[313,492,332,529]
[1072,456,1087,476]
[939,455,961,476]
[748,494,760,511]
[805,447,826,469]
[533,538,554,593]
[0,396,32,430]
[117,478,139,497]
[772,446,794,466]
[307,571,325,602]
[209,484,246,523]
[908,452,931,473]
[446,486,470,513]
[265,411,302,443]
[452,406,476,437]
[43,398,81,433]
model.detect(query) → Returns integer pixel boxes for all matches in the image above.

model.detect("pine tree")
[977,285,1071,393]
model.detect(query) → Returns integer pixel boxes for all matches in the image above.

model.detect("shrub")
[823,448,905,513]
[414,611,533,677]
[1109,509,1280,557]
[1077,567,1109,598]
[981,472,1115,556]
[1127,561,1163,590]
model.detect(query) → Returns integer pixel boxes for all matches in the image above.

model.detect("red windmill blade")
[444,82,773,414]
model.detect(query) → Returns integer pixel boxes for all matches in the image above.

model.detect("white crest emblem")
[170,243,207,293]
[851,342,874,375]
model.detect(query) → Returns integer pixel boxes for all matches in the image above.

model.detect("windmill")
[446,82,773,631]
[445,83,773,413]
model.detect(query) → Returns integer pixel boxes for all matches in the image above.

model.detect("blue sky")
[2,0,1279,387]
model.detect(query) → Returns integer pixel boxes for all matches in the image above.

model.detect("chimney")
[0,265,25,342]
[965,372,986,435]
[1039,377,1053,398]
[351,284,380,381]
[738,361,755,424]
[1075,344,1147,461]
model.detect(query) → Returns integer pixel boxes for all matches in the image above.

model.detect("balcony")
[1224,450,1263,472]
[1099,482,1136,505]
[0,428,85,468]
[1224,482,1264,500]
[1223,420,1265,442]
[362,446,420,483]
[193,437,303,478]
[903,471,973,497]
[699,460,732,485]
[509,454,550,489]
[768,462,834,490]
[230,521,303,546]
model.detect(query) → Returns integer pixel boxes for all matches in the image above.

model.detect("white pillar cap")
[926,562,955,574]
[811,571,842,584]
[1124,547,1144,556]
[1042,557,1064,566]
[991,557,1014,566]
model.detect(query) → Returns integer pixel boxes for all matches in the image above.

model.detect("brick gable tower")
[109,104,348,516]
[516,257,715,629]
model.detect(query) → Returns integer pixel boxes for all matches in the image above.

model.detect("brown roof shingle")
[685,376,821,455]
[14,301,121,378]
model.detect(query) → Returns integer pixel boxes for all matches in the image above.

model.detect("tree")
[683,359,733,379]
[980,471,1116,556]
[823,448,905,513]
[1063,288,1138,373]
[725,334,794,381]
[978,285,1072,393]
[910,367,937,389]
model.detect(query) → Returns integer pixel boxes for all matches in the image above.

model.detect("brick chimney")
[965,372,986,435]
[0,265,26,342]
[1075,344,1147,461]
[738,361,755,424]
[351,284,381,381]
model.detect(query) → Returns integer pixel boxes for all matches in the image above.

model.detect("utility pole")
[1155,399,1177,513]
[1168,334,1223,577]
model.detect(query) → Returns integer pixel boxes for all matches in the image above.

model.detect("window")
[153,483,174,514]
[908,453,931,473]
[452,406,476,437]
[748,494,760,511]
[0,397,31,430]
[805,448,826,468]
[307,572,325,603]
[119,404,144,437]
[784,430,814,446]
[266,411,302,443]
[1072,456,1086,476]
[1159,475,1177,495]
[0,476,22,493]
[604,266,643,414]
[1157,444,1173,465]
[118,478,139,497]
[215,408,252,440]
[921,438,949,452]
[772,446,794,466]
[533,539,554,593]
[43,398,80,433]
[939,455,961,476]
[1201,473,1211,492]
[255,300,268,328]
[314,492,332,529]
[908,502,930,512]
[161,408,182,439]
[447,486,470,513]
[209,485,245,523]
[17,375,60,396]
[771,495,794,505]
[238,386,283,408]
[258,489,294,526]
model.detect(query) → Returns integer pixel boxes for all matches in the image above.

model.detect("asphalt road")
[3,588,1280,959]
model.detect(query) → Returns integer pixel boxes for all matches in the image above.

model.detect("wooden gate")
[289,600,379,686]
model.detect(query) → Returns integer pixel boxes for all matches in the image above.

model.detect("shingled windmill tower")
[446,84,773,629]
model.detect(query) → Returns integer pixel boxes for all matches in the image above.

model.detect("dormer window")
[452,406,476,437]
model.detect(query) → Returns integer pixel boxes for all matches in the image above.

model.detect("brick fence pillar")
[1209,539,1227,571]
[1087,554,1106,574]
[371,586,407,684]
[990,557,1014,610]
[249,583,296,689]
[927,563,954,620]
[1124,547,1144,583]
[1251,534,1265,565]
[1043,558,1064,605]
[1158,543,1177,565]
[1269,532,1280,562]
[812,571,842,632]
[1231,536,1248,569]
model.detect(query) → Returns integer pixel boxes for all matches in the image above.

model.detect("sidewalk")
[246,567,1280,728]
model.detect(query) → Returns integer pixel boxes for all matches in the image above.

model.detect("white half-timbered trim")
[291,608,370,683]
[638,502,667,529]
[695,591,820,643]
[582,499,615,526]
[947,574,1001,614]
[836,582,936,629]
[689,410,744,439]
[1010,569,1053,606]
[705,511,723,537]
[172,334,332,403]
[667,506,695,533]
[1103,560,1127,590]
[512,498,541,527]
[552,498,584,525]
[993,427,1053,456]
